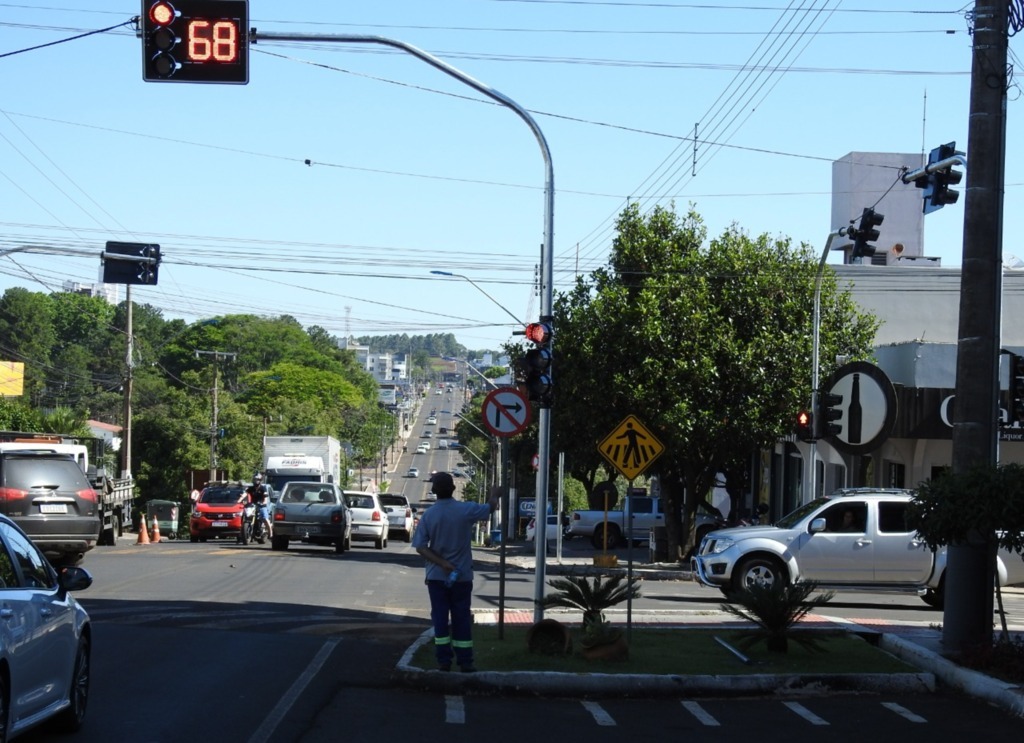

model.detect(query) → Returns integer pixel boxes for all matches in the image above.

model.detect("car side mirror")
[809,517,827,534]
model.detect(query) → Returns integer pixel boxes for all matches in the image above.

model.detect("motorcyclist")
[245,473,273,540]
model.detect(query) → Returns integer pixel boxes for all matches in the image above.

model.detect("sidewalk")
[392,543,1024,717]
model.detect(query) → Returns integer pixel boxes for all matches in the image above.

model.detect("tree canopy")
[550,203,879,557]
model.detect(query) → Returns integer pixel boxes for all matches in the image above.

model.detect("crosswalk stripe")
[783,701,829,725]
[445,695,465,724]
[681,701,720,726]
[581,701,616,726]
[881,702,927,723]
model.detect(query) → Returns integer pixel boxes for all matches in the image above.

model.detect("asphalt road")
[21,536,1024,742]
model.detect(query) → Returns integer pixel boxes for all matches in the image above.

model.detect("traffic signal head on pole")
[102,241,162,285]
[850,207,884,262]
[917,142,964,214]
[141,1,250,84]
[1010,353,1024,424]
[795,410,814,442]
[816,391,844,439]
[520,320,553,407]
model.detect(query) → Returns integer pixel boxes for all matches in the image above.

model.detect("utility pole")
[195,350,236,482]
[945,0,1008,654]
[120,286,134,479]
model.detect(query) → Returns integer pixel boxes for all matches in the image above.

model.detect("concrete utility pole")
[121,286,134,479]
[195,350,236,482]
[945,0,1009,654]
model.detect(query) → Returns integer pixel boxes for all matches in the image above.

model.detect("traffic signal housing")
[521,321,553,407]
[1010,353,1024,424]
[816,391,844,439]
[795,410,814,442]
[102,241,161,285]
[141,1,250,84]
[850,208,884,262]
[916,142,964,214]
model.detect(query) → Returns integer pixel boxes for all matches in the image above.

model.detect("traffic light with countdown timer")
[795,410,814,442]
[521,321,553,407]
[141,1,249,84]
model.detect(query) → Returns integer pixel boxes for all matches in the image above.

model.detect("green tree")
[552,204,878,558]
[0,288,55,402]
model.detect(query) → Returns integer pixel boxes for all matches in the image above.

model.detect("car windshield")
[774,497,831,529]
[200,487,243,504]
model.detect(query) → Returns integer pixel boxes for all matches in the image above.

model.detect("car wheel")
[334,537,347,554]
[404,530,412,543]
[53,635,90,733]
[374,533,385,549]
[921,574,945,609]
[190,535,198,543]
[271,535,289,551]
[731,555,787,594]
[591,525,621,550]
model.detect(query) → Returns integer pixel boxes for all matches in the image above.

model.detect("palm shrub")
[539,573,640,646]
[720,581,835,653]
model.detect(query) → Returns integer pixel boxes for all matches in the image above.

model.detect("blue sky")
[0,2,1011,352]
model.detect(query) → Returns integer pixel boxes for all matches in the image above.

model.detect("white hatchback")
[342,491,388,549]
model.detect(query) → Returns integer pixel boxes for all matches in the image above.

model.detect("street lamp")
[430,271,526,329]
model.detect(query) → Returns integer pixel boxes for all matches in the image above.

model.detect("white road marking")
[681,700,720,726]
[249,639,339,743]
[445,695,465,724]
[581,700,616,726]
[881,702,927,723]
[783,701,829,725]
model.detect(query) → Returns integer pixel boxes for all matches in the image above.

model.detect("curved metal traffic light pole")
[250,31,556,621]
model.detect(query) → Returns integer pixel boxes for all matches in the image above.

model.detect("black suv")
[0,451,100,565]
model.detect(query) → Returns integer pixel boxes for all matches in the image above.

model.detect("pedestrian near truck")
[412,471,498,672]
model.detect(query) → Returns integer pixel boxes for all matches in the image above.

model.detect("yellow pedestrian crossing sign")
[598,415,664,480]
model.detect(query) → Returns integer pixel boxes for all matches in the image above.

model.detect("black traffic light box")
[1010,353,1024,424]
[816,391,844,439]
[795,410,814,442]
[102,241,161,285]
[141,1,249,84]
[850,208,884,261]
[521,321,553,407]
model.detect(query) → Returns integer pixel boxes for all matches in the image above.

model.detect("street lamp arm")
[454,413,491,440]
[430,270,525,328]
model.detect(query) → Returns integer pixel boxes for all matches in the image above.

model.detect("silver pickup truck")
[691,488,1024,609]
[568,495,724,550]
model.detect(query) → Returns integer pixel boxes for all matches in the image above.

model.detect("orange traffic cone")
[137,515,151,545]
[151,515,161,543]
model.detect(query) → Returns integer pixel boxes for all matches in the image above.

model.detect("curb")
[394,627,936,699]
[880,633,1024,717]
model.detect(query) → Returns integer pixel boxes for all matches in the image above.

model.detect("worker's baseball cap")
[430,471,455,496]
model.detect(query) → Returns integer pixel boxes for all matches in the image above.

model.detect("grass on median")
[412,624,920,676]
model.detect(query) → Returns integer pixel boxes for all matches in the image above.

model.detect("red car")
[189,482,246,542]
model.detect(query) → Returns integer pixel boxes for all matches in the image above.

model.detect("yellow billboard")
[0,362,25,396]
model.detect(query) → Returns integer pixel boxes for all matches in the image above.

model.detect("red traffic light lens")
[149,2,176,26]
[525,322,551,345]
[797,411,810,426]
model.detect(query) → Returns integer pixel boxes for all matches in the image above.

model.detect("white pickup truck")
[691,488,1024,609]
[567,495,724,550]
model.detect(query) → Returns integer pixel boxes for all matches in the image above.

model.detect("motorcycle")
[238,501,268,545]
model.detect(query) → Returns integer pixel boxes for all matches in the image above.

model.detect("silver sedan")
[0,514,92,740]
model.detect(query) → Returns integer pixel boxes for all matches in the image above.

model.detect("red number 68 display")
[142,0,249,84]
